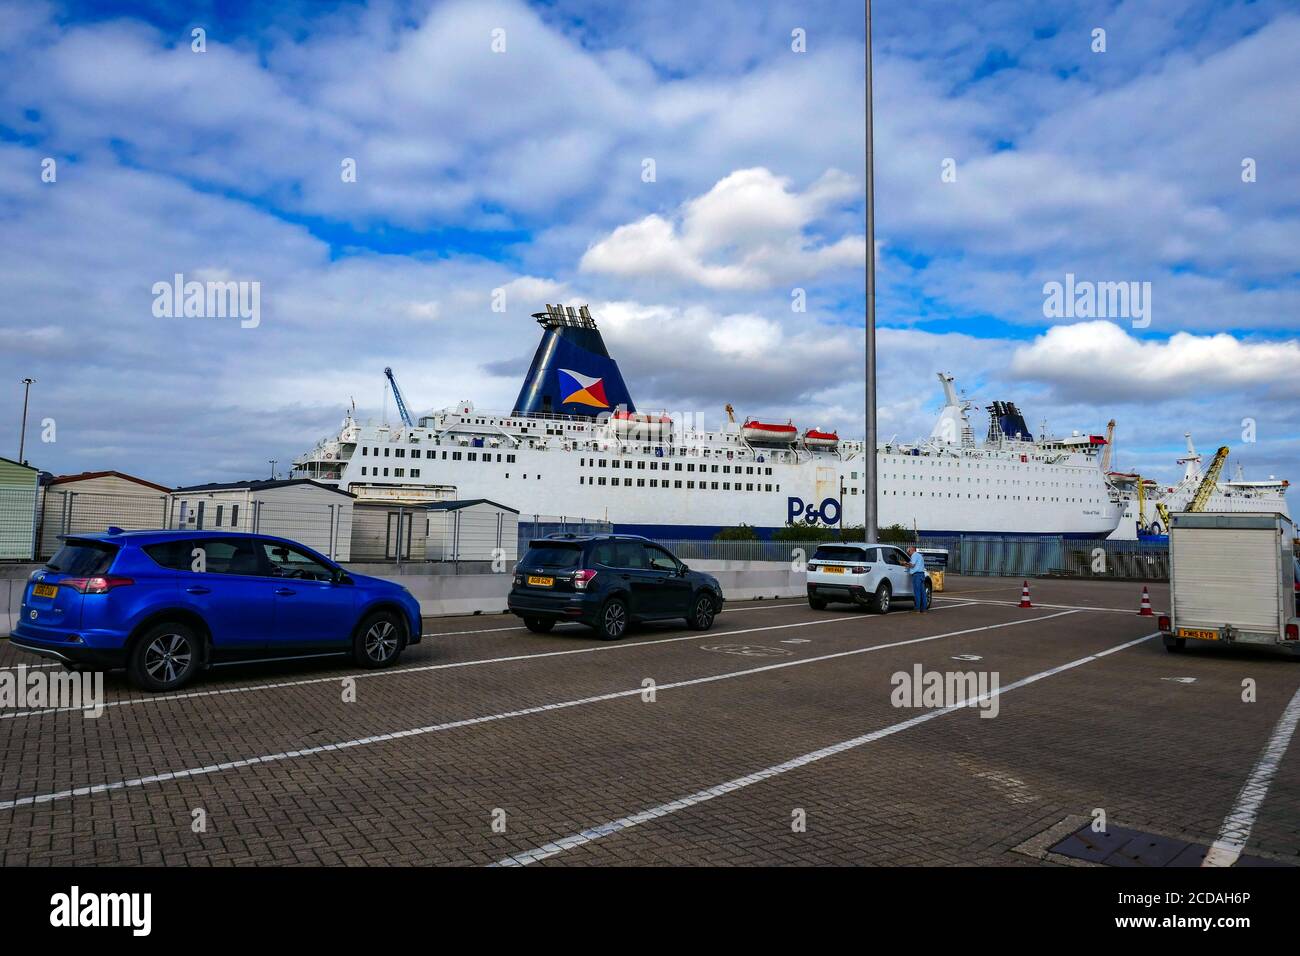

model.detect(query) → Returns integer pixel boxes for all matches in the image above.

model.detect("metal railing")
[0,487,1169,579]
[645,535,1170,581]
[0,485,39,560]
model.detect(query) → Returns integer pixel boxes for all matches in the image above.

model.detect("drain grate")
[1050,823,1290,868]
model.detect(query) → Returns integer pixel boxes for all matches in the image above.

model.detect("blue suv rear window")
[46,541,117,575]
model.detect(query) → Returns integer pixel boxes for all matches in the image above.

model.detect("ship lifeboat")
[743,419,798,444]
[803,428,839,449]
[610,410,672,440]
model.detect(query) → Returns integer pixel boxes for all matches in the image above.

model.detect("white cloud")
[580,167,864,289]
[1008,321,1300,401]
[707,313,783,359]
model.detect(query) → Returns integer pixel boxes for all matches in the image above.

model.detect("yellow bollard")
[930,569,945,593]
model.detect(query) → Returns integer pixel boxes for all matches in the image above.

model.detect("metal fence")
[645,536,1170,581]
[0,487,1168,578]
[32,490,354,560]
[518,515,612,547]
[0,484,39,560]
[2,488,610,567]
[38,490,172,558]
[920,536,1169,580]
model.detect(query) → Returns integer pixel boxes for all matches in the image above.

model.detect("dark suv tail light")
[573,569,598,590]
[62,576,134,594]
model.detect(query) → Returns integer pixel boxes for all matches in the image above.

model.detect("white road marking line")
[493,630,1158,866]
[0,609,1081,810]
[0,661,59,671]
[1202,684,1300,868]
[956,598,1152,615]
[0,598,977,717]
[418,601,812,637]
[1,602,978,720]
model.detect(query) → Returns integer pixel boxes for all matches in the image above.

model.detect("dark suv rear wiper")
[44,563,62,571]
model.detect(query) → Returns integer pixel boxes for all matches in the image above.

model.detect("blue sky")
[1,0,1297,492]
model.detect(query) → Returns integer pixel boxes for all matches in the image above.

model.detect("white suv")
[805,543,932,613]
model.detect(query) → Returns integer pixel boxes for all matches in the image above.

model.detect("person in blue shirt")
[906,546,929,612]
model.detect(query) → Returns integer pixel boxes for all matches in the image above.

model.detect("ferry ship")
[292,304,1136,539]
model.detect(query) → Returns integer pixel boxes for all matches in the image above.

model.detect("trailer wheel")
[1162,635,1185,653]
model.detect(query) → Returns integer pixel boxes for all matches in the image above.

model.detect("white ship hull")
[294,395,1123,539]
[291,306,1285,541]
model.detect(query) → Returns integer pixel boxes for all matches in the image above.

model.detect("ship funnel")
[512,303,637,418]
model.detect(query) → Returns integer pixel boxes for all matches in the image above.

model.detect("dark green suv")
[508,535,725,640]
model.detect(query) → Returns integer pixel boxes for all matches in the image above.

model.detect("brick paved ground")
[0,576,1296,866]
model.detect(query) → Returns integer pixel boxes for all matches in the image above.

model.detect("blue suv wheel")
[128,621,203,691]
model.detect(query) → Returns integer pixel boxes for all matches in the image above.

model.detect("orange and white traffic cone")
[1137,586,1154,617]
[1018,581,1033,608]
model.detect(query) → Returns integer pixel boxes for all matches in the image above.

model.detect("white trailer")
[1161,512,1299,656]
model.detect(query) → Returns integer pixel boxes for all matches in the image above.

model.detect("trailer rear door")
[1172,526,1280,634]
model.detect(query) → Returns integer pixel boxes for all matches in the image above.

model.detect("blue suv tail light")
[61,576,135,594]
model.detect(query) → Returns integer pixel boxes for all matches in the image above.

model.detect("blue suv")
[10,529,423,691]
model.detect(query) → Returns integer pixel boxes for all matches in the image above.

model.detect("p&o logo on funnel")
[558,368,610,409]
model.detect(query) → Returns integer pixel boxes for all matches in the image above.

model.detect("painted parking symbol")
[700,644,793,658]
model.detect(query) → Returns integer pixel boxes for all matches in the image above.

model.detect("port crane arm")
[1100,419,1115,473]
[384,367,415,428]
[1188,446,1230,513]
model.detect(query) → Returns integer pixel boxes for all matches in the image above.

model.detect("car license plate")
[1178,627,1219,641]
[32,583,58,599]
[822,566,845,574]
[527,575,554,587]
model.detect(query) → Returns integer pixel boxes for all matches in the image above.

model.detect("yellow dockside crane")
[1188,446,1230,513]
[1142,445,1228,535]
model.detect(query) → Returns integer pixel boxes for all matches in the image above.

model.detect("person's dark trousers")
[911,572,928,611]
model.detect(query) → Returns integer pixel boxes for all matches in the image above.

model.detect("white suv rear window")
[812,546,869,562]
